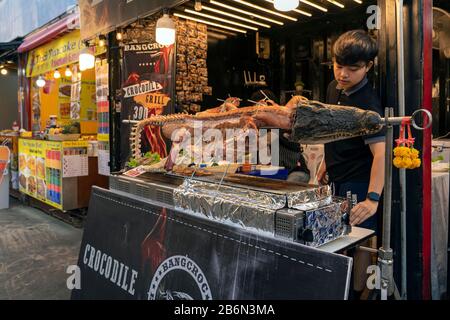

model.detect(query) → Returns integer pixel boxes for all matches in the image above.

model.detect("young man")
[253,30,385,298]
[318,30,386,298]
[255,30,385,225]
[317,30,385,231]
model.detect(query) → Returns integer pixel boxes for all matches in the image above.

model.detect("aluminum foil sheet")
[287,184,332,210]
[173,179,286,233]
[173,179,346,246]
[304,200,346,247]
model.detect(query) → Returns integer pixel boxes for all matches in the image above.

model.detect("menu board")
[19,139,62,209]
[62,141,89,178]
[19,139,90,209]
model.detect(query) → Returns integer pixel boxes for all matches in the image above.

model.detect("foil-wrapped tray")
[173,177,333,235]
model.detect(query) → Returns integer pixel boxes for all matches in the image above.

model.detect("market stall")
[72,0,436,300]
[17,16,109,211]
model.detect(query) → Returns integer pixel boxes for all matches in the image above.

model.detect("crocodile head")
[291,100,384,144]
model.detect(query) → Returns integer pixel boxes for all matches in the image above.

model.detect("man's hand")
[350,199,378,226]
[252,107,295,130]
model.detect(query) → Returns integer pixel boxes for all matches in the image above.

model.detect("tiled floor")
[0,198,83,300]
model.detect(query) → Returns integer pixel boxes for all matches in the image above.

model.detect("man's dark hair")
[333,30,378,66]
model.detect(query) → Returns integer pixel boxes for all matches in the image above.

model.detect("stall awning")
[17,12,79,53]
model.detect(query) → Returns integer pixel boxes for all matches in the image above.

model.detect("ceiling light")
[202,5,271,28]
[79,47,95,71]
[327,0,345,8]
[210,0,284,25]
[231,0,297,21]
[36,76,46,88]
[1,69,8,75]
[156,13,176,46]
[174,13,247,33]
[294,9,312,16]
[265,0,312,16]
[354,0,362,4]
[116,29,123,41]
[273,0,299,12]
[195,0,202,11]
[300,0,327,12]
[65,67,73,78]
[53,70,61,79]
[184,9,258,30]
[98,35,107,47]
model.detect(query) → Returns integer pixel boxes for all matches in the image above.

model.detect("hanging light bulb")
[116,29,123,41]
[274,0,299,11]
[36,76,46,88]
[1,68,7,75]
[65,67,73,78]
[195,0,203,11]
[99,35,107,47]
[79,47,95,71]
[156,13,176,46]
[53,70,61,79]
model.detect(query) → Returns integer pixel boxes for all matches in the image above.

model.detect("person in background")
[250,90,310,184]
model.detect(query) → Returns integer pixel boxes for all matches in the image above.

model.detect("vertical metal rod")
[396,0,407,299]
[383,108,393,251]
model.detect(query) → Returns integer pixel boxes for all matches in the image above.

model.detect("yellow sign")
[62,141,89,149]
[98,134,110,142]
[19,139,63,210]
[26,30,106,78]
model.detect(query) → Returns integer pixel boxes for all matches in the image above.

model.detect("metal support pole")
[396,0,407,299]
[379,108,395,299]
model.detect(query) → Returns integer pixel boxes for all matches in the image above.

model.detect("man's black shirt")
[325,79,385,183]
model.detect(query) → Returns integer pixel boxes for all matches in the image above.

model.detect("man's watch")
[367,192,381,202]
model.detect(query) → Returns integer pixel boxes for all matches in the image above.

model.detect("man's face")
[333,60,373,91]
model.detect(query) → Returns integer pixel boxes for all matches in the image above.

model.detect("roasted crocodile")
[129,97,383,161]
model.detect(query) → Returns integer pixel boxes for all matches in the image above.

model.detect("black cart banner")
[72,187,352,300]
[79,0,187,41]
[120,42,174,167]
